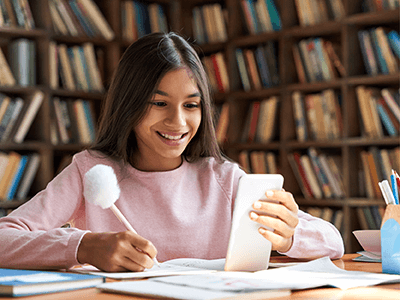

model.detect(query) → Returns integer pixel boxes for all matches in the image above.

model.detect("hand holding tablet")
[224,174,284,272]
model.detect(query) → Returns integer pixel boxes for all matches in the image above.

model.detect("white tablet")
[224,174,284,272]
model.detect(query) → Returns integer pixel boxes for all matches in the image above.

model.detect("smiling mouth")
[157,132,187,140]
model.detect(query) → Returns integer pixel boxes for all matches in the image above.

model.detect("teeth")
[160,133,183,140]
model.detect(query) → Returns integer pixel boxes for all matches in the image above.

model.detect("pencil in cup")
[109,204,160,267]
[391,171,399,205]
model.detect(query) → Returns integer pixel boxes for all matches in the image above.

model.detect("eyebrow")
[155,90,201,98]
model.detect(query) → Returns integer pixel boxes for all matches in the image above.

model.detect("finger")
[125,231,158,259]
[250,213,295,238]
[122,251,154,271]
[252,202,298,228]
[258,227,292,252]
[259,190,298,213]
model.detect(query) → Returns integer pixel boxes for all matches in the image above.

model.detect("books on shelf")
[0,91,44,143]
[0,48,16,87]
[0,268,104,297]
[241,96,279,143]
[201,52,229,93]
[54,43,104,92]
[0,152,41,201]
[236,41,279,91]
[292,89,342,141]
[49,0,114,40]
[192,3,227,44]
[295,0,345,27]
[52,98,96,145]
[358,28,399,76]
[359,146,400,199]
[356,86,400,138]
[121,1,168,42]
[0,0,35,29]
[288,149,345,199]
[238,150,278,174]
[294,38,343,83]
[240,0,281,35]
[362,0,400,12]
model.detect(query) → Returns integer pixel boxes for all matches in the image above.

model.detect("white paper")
[73,258,224,279]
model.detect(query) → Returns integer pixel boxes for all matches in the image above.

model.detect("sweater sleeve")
[0,155,89,270]
[279,210,344,259]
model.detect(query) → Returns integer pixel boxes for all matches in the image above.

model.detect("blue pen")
[391,170,399,205]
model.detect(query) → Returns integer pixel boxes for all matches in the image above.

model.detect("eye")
[184,103,200,109]
[151,101,166,107]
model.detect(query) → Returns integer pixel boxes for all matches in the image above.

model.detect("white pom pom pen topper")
[84,164,160,267]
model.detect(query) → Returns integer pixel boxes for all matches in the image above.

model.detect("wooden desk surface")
[4,254,400,300]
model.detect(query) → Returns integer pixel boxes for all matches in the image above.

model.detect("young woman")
[0,32,344,272]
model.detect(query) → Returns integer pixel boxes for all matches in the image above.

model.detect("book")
[235,48,251,91]
[287,152,314,198]
[0,97,24,142]
[215,102,229,144]
[256,96,279,143]
[13,91,44,143]
[0,152,21,200]
[4,155,28,201]
[292,91,308,141]
[77,0,114,41]
[0,268,104,297]
[15,153,40,200]
[244,49,262,90]
[0,48,16,86]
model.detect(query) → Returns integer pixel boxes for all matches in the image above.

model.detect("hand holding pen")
[82,164,160,270]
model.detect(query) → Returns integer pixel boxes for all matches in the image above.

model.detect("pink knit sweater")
[0,150,344,269]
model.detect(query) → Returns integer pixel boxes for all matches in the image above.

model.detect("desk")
[3,254,399,300]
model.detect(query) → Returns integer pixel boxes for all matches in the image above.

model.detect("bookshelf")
[179,0,400,253]
[0,0,399,253]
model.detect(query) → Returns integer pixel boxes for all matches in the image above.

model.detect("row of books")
[235,41,279,91]
[121,1,168,42]
[0,91,44,144]
[358,28,399,76]
[0,0,35,29]
[304,206,344,232]
[359,147,400,199]
[362,0,400,12]
[51,98,96,145]
[49,42,104,92]
[201,52,230,94]
[237,150,278,174]
[0,38,35,87]
[292,89,342,142]
[240,0,282,35]
[192,3,227,45]
[49,0,114,41]
[356,206,385,230]
[356,86,400,138]
[241,96,279,144]
[288,148,346,199]
[294,0,345,27]
[0,151,40,202]
[292,38,346,84]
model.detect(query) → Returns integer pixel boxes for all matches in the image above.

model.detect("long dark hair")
[90,32,224,165]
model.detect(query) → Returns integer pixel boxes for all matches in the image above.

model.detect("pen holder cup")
[381,205,400,274]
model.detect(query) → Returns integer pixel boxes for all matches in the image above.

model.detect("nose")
[164,106,186,127]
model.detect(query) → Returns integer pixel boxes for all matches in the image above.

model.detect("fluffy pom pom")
[84,164,121,209]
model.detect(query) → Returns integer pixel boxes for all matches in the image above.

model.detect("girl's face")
[133,68,202,171]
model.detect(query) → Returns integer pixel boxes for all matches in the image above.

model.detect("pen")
[391,170,399,205]
[381,180,396,205]
[394,170,400,189]
[378,181,390,205]
[110,204,161,267]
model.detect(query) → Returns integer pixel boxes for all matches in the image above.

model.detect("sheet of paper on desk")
[137,257,400,291]
[74,258,226,279]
